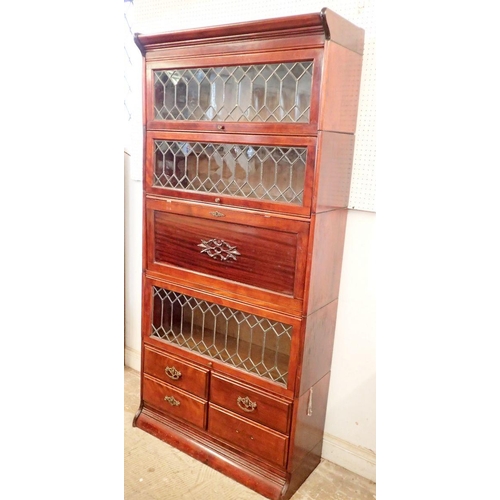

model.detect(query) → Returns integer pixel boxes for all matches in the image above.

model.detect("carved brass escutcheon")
[198,238,241,261]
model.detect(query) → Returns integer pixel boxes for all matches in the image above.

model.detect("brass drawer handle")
[164,395,180,407]
[165,366,182,380]
[237,396,257,412]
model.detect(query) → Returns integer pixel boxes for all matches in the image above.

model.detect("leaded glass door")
[154,62,313,123]
[147,282,301,389]
[145,131,316,216]
[145,49,323,135]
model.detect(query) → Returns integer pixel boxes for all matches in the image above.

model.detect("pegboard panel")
[132,0,376,212]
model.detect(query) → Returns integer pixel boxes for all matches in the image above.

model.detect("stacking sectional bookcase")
[133,9,364,499]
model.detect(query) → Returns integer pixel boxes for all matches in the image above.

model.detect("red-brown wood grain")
[287,372,331,474]
[319,42,364,134]
[142,374,207,429]
[144,131,316,217]
[144,198,310,315]
[141,275,304,398]
[208,404,288,467]
[143,345,210,399]
[135,8,364,55]
[133,9,364,499]
[298,300,338,397]
[320,7,365,54]
[210,373,292,434]
[304,208,348,315]
[135,12,325,49]
[135,408,288,499]
[143,34,326,64]
[313,131,356,212]
[151,210,301,295]
[144,49,323,137]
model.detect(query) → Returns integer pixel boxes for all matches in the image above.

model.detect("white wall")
[323,210,376,479]
[124,0,376,481]
[124,151,143,370]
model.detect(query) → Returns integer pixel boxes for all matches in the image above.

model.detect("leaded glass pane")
[151,287,292,386]
[154,141,306,205]
[154,62,313,123]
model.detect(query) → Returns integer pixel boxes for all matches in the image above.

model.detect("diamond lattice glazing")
[151,287,292,386]
[154,141,306,204]
[154,62,313,123]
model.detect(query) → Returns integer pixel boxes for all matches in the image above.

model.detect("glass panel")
[154,141,306,205]
[151,287,292,386]
[154,61,313,123]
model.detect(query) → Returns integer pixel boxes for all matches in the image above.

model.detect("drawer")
[143,374,207,429]
[208,404,288,468]
[210,374,291,434]
[146,201,308,298]
[143,345,209,399]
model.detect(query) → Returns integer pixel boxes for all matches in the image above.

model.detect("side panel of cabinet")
[287,372,330,473]
[304,208,348,315]
[318,41,364,134]
[298,299,338,397]
[313,131,356,213]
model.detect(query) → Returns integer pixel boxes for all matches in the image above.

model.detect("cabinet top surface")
[135,8,364,55]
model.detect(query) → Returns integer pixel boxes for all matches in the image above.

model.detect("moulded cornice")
[134,8,364,56]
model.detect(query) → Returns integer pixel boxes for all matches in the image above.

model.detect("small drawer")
[143,374,207,429]
[208,404,288,468]
[143,345,209,399]
[210,374,291,434]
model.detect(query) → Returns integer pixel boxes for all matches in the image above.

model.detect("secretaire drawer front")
[208,404,288,467]
[147,206,308,298]
[143,345,209,399]
[210,374,291,434]
[143,375,207,429]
